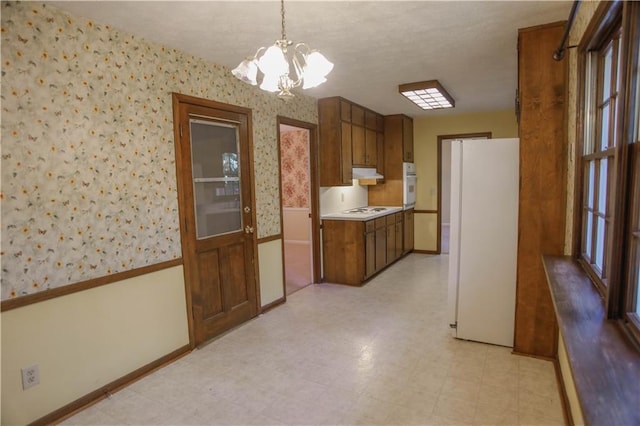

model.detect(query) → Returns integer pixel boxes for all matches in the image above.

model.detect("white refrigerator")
[447,138,519,347]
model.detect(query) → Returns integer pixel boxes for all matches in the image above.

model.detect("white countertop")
[321,206,403,221]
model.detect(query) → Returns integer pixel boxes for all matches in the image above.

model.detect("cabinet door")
[386,218,395,264]
[340,121,353,184]
[365,110,377,130]
[365,229,376,278]
[365,128,377,167]
[395,215,403,258]
[376,132,385,177]
[351,105,365,126]
[375,219,386,270]
[352,125,366,166]
[319,97,352,187]
[402,116,414,162]
[403,209,414,253]
[340,100,351,122]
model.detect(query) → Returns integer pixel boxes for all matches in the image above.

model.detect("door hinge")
[449,322,457,329]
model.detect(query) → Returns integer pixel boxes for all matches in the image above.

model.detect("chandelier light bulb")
[257,45,289,77]
[259,73,280,92]
[231,59,259,86]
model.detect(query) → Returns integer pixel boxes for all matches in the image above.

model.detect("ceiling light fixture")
[232,0,334,100]
[399,80,455,110]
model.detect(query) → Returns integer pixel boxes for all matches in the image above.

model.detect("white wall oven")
[403,162,417,209]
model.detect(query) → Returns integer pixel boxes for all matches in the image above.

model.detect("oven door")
[404,174,417,208]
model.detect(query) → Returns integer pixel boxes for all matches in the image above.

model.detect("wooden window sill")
[543,255,640,426]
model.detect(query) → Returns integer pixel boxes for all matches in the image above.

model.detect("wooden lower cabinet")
[395,213,403,259]
[374,217,387,271]
[323,212,408,286]
[386,213,404,264]
[386,217,395,266]
[365,220,376,277]
[403,209,414,254]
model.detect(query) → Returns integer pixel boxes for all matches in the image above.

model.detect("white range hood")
[352,167,384,185]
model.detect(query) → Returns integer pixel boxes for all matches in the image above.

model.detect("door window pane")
[190,119,243,239]
[601,103,611,150]
[596,216,606,272]
[603,46,613,100]
[588,161,596,208]
[635,243,640,314]
[586,213,594,260]
[599,159,608,213]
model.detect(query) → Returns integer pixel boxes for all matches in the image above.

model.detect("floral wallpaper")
[0,1,317,300]
[280,130,310,208]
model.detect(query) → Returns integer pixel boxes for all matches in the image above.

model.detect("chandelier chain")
[280,0,287,41]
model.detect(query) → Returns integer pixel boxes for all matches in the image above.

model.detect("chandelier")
[231,0,334,99]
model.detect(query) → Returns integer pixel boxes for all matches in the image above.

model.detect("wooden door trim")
[171,92,258,348]
[277,116,321,297]
[436,132,492,254]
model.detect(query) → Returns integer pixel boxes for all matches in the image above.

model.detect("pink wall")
[280,130,310,208]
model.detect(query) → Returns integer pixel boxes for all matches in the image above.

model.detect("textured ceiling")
[50,1,573,117]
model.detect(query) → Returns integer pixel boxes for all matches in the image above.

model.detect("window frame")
[575,0,640,339]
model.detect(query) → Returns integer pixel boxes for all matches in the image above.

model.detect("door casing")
[172,93,259,347]
[277,116,321,299]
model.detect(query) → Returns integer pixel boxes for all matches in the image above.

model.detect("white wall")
[1,267,189,425]
[258,240,285,307]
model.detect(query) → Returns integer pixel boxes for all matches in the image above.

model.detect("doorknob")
[244,226,254,234]
[244,206,251,213]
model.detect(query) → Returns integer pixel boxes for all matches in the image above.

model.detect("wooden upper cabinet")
[319,97,384,184]
[385,114,414,163]
[351,105,365,126]
[382,114,414,179]
[365,128,377,167]
[352,124,366,165]
[318,97,353,186]
[340,100,351,122]
[402,116,414,162]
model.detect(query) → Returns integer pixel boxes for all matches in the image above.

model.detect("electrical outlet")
[21,365,40,390]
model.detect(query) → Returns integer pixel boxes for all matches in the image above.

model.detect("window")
[623,8,640,333]
[581,25,622,286]
[578,1,640,339]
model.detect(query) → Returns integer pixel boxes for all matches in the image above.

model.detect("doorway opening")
[277,117,320,296]
[438,132,492,254]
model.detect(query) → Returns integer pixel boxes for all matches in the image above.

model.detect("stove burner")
[344,207,389,214]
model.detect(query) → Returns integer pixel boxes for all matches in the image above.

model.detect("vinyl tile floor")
[284,241,313,296]
[62,254,565,425]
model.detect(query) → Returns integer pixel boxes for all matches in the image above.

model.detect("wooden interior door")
[172,93,258,346]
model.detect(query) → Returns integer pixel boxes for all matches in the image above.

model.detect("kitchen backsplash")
[320,184,368,216]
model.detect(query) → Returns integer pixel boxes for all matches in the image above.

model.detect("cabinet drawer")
[375,217,387,229]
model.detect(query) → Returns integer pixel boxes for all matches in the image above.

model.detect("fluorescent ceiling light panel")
[399,80,455,110]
